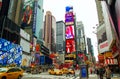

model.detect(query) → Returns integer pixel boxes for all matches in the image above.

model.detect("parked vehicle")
[0,67,24,79]
[68,68,75,74]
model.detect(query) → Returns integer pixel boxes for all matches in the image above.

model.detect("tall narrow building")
[76,21,86,54]
[44,11,56,53]
[56,21,65,54]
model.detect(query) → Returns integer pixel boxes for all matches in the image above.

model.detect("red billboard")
[66,39,76,53]
[65,25,75,39]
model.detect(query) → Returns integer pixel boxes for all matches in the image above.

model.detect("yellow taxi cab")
[48,69,55,75]
[54,69,63,75]
[0,67,24,79]
[48,69,63,75]
[68,68,75,74]
[61,68,69,74]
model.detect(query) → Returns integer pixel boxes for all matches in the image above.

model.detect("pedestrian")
[95,68,99,79]
[99,66,104,79]
[105,66,112,79]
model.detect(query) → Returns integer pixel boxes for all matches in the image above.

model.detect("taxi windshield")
[0,68,8,72]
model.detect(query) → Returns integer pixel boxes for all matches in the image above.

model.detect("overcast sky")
[43,0,99,61]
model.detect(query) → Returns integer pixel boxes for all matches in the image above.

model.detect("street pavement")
[22,71,120,79]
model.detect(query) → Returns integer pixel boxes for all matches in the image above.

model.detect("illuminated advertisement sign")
[66,6,73,12]
[21,5,32,29]
[66,39,75,53]
[65,25,75,39]
[65,12,74,25]
[0,38,22,66]
[32,1,38,33]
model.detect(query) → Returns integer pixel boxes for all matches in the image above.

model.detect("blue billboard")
[0,38,23,66]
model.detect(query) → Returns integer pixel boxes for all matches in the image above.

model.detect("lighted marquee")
[66,39,76,53]
[65,25,75,39]
[65,12,74,25]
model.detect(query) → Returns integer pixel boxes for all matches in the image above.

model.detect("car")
[0,67,24,79]
[68,68,75,74]
[48,69,63,75]
[48,69,55,75]
[61,68,69,74]
[54,69,63,75]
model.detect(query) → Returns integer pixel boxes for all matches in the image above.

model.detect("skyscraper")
[44,11,56,53]
[56,21,65,54]
[87,38,94,56]
[76,21,86,54]
[35,0,44,42]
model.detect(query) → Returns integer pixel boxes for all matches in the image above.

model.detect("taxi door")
[7,68,16,79]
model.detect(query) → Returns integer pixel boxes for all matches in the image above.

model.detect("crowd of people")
[89,66,114,79]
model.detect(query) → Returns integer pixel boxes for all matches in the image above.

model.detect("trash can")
[80,65,88,79]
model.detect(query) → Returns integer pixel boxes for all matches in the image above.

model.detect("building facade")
[56,21,65,54]
[44,11,56,53]
[87,38,94,56]
[35,0,44,42]
[96,0,120,67]
[76,21,86,54]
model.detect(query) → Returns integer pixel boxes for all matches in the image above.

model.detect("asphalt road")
[22,71,120,79]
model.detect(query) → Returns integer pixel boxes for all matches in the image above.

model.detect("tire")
[18,75,22,79]
[2,76,6,79]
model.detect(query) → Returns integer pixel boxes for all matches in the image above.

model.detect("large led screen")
[66,25,75,39]
[66,39,75,53]
[65,12,74,23]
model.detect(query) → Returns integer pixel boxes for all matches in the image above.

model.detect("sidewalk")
[71,74,120,79]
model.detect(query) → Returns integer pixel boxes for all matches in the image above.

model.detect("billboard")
[20,38,30,53]
[65,6,73,12]
[0,38,22,66]
[66,39,75,53]
[21,4,32,29]
[35,53,40,64]
[65,25,75,39]
[65,12,74,25]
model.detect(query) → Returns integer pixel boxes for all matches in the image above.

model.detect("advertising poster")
[32,1,37,33]
[65,25,75,39]
[35,53,40,64]
[21,2,33,29]
[66,39,75,53]
[0,38,22,66]
[0,51,8,66]
[65,12,74,25]
[66,6,73,12]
